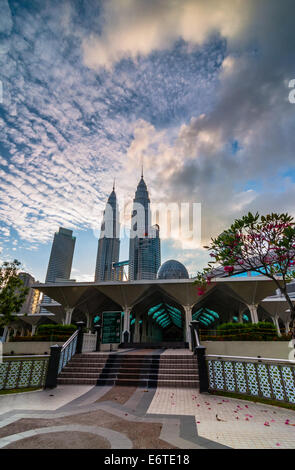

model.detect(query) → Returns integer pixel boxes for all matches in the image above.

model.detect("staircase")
[57,352,199,388]
[119,342,188,349]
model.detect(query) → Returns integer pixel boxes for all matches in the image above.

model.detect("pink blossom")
[224,266,234,273]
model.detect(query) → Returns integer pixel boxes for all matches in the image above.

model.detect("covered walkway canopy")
[33,276,281,345]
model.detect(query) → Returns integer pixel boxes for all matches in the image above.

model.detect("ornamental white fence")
[206,354,295,404]
[82,332,97,353]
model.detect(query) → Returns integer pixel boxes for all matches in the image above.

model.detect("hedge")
[37,324,77,335]
[10,335,72,342]
[8,324,78,342]
[200,322,291,341]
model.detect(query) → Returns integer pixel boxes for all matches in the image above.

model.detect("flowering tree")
[195,212,295,335]
[0,259,29,327]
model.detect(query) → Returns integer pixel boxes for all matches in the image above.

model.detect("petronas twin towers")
[94,175,161,282]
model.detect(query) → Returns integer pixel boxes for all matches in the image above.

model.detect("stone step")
[119,342,189,349]
[62,366,198,374]
[64,362,197,368]
[75,354,194,360]
[58,377,98,385]
[58,352,200,389]
[59,371,199,380]
[66,360,197,367]
[57,377,199,388]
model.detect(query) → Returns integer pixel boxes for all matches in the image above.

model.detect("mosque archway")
[129,286,187,345]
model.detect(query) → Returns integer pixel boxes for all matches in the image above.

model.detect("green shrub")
[10,335,71,342]
[37,324,77,336]
[200,321,280,341]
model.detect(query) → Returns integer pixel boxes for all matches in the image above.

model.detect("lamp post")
[190,319,209,393]
[76,321,85,354]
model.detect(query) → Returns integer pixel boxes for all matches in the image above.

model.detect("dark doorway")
[162,324,183,342]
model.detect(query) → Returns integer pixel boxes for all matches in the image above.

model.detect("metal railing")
[206,353,295,404]
[58,330,78,374]
[82,332,97,353]
[0,355,49,390]
[194,328,200,347]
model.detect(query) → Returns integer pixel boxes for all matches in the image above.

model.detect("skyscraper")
[129,176,161,280]
[95,186,120,281]
[41,227,76,311]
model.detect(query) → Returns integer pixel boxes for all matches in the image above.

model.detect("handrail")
[194,328,200,347]
[206,353,295,364]
[58,329,79,374]
[61,329,78,351]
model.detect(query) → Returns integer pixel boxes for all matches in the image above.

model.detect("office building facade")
[41,227,76,311]
[18,272,42,314]
[95,187,120,281]
[129,176,161,280]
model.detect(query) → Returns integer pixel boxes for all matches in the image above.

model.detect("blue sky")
[0,0,295,282]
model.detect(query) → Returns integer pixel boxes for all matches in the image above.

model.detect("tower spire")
[141,158,143,179]
[113,178,115,191]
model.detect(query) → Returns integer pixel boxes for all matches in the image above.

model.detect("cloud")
[0,0,224,250]
[82,0,253,69]
[115,0,295,251]
[0,0,13,36]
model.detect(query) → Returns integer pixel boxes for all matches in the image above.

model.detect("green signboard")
[102,311,122,344]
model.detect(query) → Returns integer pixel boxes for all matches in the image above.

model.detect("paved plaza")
[1,379,295,449]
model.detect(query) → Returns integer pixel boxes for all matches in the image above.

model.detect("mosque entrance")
[162,324,183,342]
[124,287,189,348]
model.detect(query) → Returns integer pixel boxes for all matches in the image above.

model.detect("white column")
[247,304,259,324]
[31,325,37,336]
[6,327,12,342]
[273,315,282,337]
[64,307,74,325]
[3,326,8,342]
[122,307,131,341]
[141,316,147,342]
[285,321,290,334]
[148,317,153,341]
[134,313,140,343]
[183,305,193,347]
[238,305,246,323]
[86,313,91,330]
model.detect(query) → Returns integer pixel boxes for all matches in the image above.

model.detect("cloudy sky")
[0,0,295,281]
